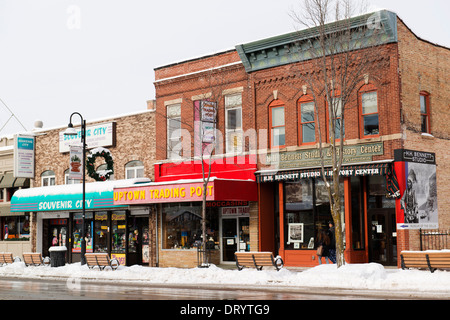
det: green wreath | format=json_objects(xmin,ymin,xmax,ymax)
[{"xmin": 86, "ymin": 148, "xmax": 114, "ymax": 181}]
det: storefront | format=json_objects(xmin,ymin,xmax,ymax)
[
  {"xmin": 113, "ymin": 178, "xmax": 258, "ymax": 268},
  {"xmin": 11, "ymin": 179, "xmax": 153, "ymax": 266},
  {"xmin": 256, "ymin": 156, "xmax": 400, "ymax": 267}
]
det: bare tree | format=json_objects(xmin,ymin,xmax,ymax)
[{"xmin": 290, "ymin": 0, "xmax": 387, "ymax": 267}]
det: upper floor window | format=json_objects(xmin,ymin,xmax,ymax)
[
  {"xmin": 125, "ymin": 160, "xmax": 144, "ymax": 179},
  {"xmin": 420, "ymin": 92, "xmax": 431, "ymax": 134},
  {"xmin": 64, "ymin": 169, "xmax": 82, "ymax": 185},
  {"xmin": 326, "ymin": 96, "xmax": 344, "ymax": 142},
  {"xmin": 298, "ymin": 96, "xmax": 315, "ymax": 145},
  {"xmin": 225, "ymin": 93, "xmax": 243, "ymax": 153},
  {"xmin": 41, "ymin": 170, "xmax": 55, "ymax": 186},
  {"xmin": 269, "ymin": 100, "xmax": 285, "ymax": 148},
  {"xmin": 167, "ymin": 104, "xmax": 182, "ymax": 160},
  {"xmin": 360, "ymin": 85, "xmax": 379, "ymax": 137}
]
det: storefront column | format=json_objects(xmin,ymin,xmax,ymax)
[
  {"xmin": 30, "ymin": 212, "xmax": 37, "ymax": 252},
  {"xmin": 278, "ymin": 182, "xmax": 285, "ymax": 259},
  {"xmin": 344, "ymin": 178, "xmax": 353, "ymax": 263}
]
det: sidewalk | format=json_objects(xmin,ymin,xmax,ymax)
[{"xmin": 0, "ymin": 261, "xmax": 449, "ymax": 299}]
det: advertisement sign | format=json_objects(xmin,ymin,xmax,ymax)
[
  {"xmin": 69, "ymin": 145, "xmax": 83, "ymax": 180},
  {"xmin": 394, "ymin": 149, "xmax": 438, "ymax": 230},
  {"xmin": 59, "ymin": 122, "xmax": 115, "ymax": 153},
  {"xmin": 13, "ymin": 134, "xmax": 35, "ymax": 179},
  {"xmin": 114, "ymin": 182, "xmax": 215, "ymax": 205},
  {"xmin": 200, "ymin": 100, "xmax": 217, "ymax": 123}
]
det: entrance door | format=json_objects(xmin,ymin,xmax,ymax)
[
  {"xmin": 221, "ymin": 216, "xmax": 250, "ymax": 263},
  {"xmin": 222, "ymin": 218, "xmax": 237, "ymax": 262},
  {"xmin": 368, "ymin": 209, "xmax": 397, "ymax": 266}
]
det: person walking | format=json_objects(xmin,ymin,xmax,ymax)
[
  {"xmin": 327, "ymin": 221, "xmax": 337, "ymax": 264},
  {"xmin": 316, "ymin": 229, "xmax": 330, "ymax": 264}
]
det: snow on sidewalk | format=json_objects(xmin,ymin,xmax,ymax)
[{"xmin": 1, "ymin": 261, "xmax": 450, "ymax": 294}]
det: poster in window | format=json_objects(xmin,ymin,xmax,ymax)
[{"xmin": 287, "ymin": 223, "xmax": 304, "ymax": 244}]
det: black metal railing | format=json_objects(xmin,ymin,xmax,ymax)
[{"xmin": 420, "ymin": 229, "xmax": 450, "ymax": 251}]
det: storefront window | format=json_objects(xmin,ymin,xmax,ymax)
[
  {"xmin": 285, "ymin": 180, "xmax": 314, "ymax": 250},
  {"xmin": 111, "ymin": 211, "xmax": 126, "ymax": 254},
  {"xmin": 72, "ymin": 212, "xmax": 93, "ymax": 253},
  {"xmin": 368, "ymin": 176, "xmax": 395, "ymax": 209},
  {"xmin": 351, "ymin": 177, "xmax": 365, "ymax": 250},
  {"xmin": 1, "ymin": 214, "xmax": 30, "ymax": 240},
  {"xmin": 94, "ymin": 212, "xmax": 108, "ymax": 253},
  {"xmin": 128, "ymin": 217, "xmax": 139, "ymax": 253},
  {"xmin": 162, "ymin": 203, "xmax": 218, "ymax": 250},
  {"xmin": 284, "ymin": 179, "xmax": 343, "ymax": 250}
]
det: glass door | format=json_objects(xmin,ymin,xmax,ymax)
[
  {"xmin": 368, "ymin": 209, "xmax": 397, "ymax": 266},
  {"xmin": 222, "ymin": 218, "xmax": 237, "ymax": 262}
]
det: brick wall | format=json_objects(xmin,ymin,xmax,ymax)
[
  {"xmin": 397, "ymin": 19, "xmax": 450, "ymax": 251},
  {"xmin": 34, "ymin": 110, "xmax": 156, "ymax": 185}
]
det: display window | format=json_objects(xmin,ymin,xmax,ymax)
[
  {"xmin": 111, "ymin": 211, "xmax": 126, "ymax": 254},
  {"xmin": 72, "ymin": 212, "xmax": 93, "ymax": 253},
  {"xmin": 94, "ymin": 212, "xmax": 108, "ymax": 253},
  {"xmin": 162, "ymin": 203, "xmax": 219, "ymax": 250},
  {"xmin": 284, "ymin": 179, "xmax": 343, "ymax": 250},
  {"xmin": 1, "ymin": 214, "xmax": 30, "ymax": 240}
]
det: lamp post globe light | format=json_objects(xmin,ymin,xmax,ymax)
[{"xmin": 64, "ymin": 112, "xmax": 87, "ymax": 265}]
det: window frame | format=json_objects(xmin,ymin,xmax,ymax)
[
  {"xmin": 420, "ymin": 91, "xmax": 431, "ymax": 134},
  {"xmin": 359, "ymin": 84, "xmax": 380, "ymax": 138},
  {"xmin": 298, "ymin": 95, "xmax": 316, "ymax": 146},
  {"xmin": 41, "ymin": 170, "xmax": 56, "ymax": 187},
  {"xmin": 325, "ymin": 95, "xmax": 344, "ymax": 143},
  {"xmin": 225, "ymin": 93, "xmax": 243, "ymax": 154},
  {"xmin": 166, "ymin": 103, "xmax": 182, "ymax": 160},
  {"xmin": 125, "ymin": 160, "xmax": 145, "ymax": 179},
  {"xmin": 269, "ymin": 100, "xmax": 286, "ymax": 148}
]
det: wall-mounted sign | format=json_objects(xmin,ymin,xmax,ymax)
[
  {"xmin": 265, "ymin": 142, "xmax": 384, "ymax": 169},
  {"xmin": 59, "ymin": 122, "xmax": 116, "ymax": 153},
  {"xmin": 394, "ymin": 149, "xmax": 438, "ymax": 230},
  {"xmin": 14, "ymin": 134, "xmax": 35, "ymax": 179}
]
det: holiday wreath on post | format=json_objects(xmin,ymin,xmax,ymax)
[{"xmin": 86, "ymin": 147, "xmax": 114, "ymax": 181}]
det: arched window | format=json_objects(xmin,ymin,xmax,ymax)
[
  {"xmin": 41, "ymin": 170, "xmax": 55, "ymax": 186},
  {"xmin": 269, "ymin": 100, "xmax": 285, "ymax": 148},
  {"xmin": 125, "ymin": 160, "xmax": 144, "ymax": 179},
  {"xmin": 298, "ymin": 95, "xmax": 316, "ymax": 145},
  {"xmin": 359, "ymin": 84, "xmax": 379, "ymax": 137},
  {"xmin": 64, "ymin": 169, "xmax": 82, "ymax": 185}
]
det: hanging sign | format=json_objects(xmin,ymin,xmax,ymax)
[
  {"xmin": 13, "ymin": 134, "xmax": 35, "ymax": 179},
  {"xmin": 69, "ymin": 145, "xmax": 83, "ymax": 180}
]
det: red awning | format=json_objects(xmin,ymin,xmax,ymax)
[{"xmin": 113, "ymin": 178, "xmax": 257, "ymax": 205}]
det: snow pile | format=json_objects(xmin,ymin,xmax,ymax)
[{"xmin": 1, "ymin": 261, "xmax": 450, "ymax": 295}]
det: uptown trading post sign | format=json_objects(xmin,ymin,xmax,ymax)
[{"xmin": 113, "ymin": 179, "xmax": 257, "ymax": 205}]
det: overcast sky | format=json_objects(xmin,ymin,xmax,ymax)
[{"xmin": 0, "ymin": 0, "xmax": 448, "ymax": 137}]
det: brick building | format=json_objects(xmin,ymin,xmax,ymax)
[
  {"xmin": 0, "ymin": 136, "xmax": 32, "ymax": 258},
  {"xmin": 144, "ymin": 10, "xmax": 449, "ymax": 268},
  {"xmin": 11, "ymin": 108, "xmax": 158, "ymax": 266}
]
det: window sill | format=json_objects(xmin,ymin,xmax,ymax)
[{"xmin": 421, "ymin": 132, "xmax": 434, "ymax": 139}]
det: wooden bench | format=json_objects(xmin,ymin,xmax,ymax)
[
  {"xmin": 0, "ymin": 252, "xmax": 20, "ymax": 266},
  {"xmin": 400, "ymin": 251, "xmax": 450, "ymax": 273},
  {"xmin": 85, "ymin": 253, "xmax": 119, "ymax": 271},
  {"xmin": 23, "ymin": 253, "xmax": 48, "ymax": 267},
  {"xmin": 235, "ymin": 252, "xmax": 284, "ymax": 271}
]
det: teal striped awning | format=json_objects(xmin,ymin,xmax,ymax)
[{"xmin": 10, "ymin": 179, "xmax": 150, "ymax": 212}]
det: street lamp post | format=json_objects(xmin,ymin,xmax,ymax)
[{"xmin": 64, "ymin": 112, "xmax": 87, "ymax": 265}]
